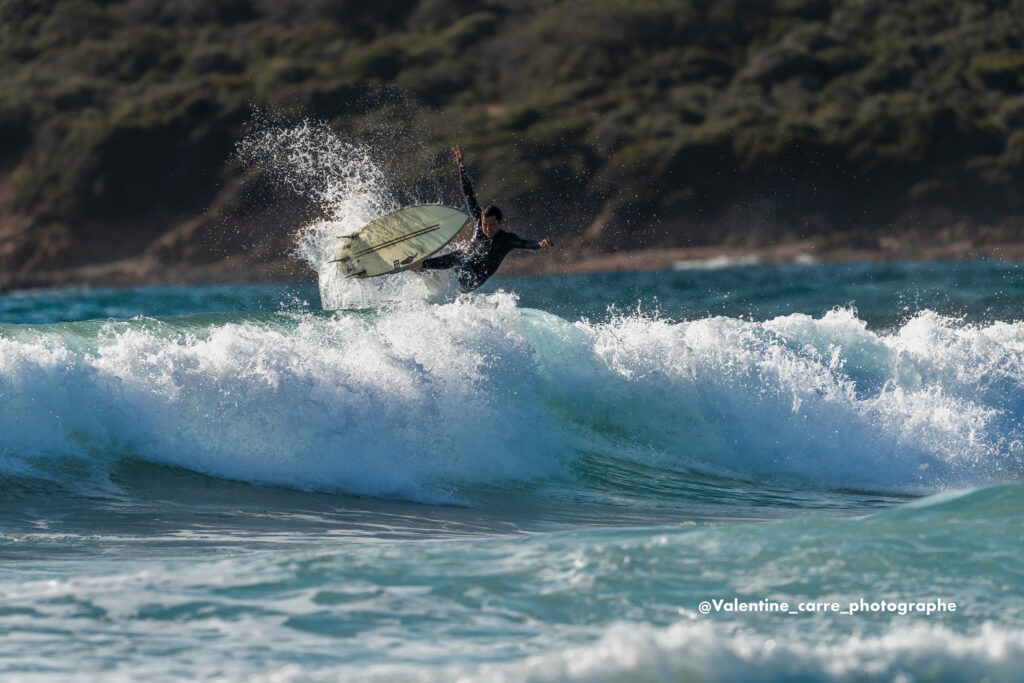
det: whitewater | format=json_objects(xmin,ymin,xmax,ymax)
[
  {"xmin": 4, "ymin": 293, "xmax": 1023, "ymax": 503},
  {"xmin": 3, "ymin": 125, "xmax": 1024, "ymax": 681}
]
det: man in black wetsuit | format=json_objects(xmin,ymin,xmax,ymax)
[{"xmin": 413, "ymin": 146, "xmax": 553, "ymax": 291}]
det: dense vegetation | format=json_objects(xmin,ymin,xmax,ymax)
[{"xmin": 2, "ymin": 0, "xmax": 1024, "ymax": 282}]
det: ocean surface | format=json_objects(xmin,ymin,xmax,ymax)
[{"xmin": 3, "ymin": 259, "xmax": 1024, "ymax": 682}]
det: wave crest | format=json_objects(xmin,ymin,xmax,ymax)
[{"xmin": 2, "ymin": 302, "xmax": 1022, "ymax": 500}]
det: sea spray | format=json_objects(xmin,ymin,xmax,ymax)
[{"xmin": 237, "ymin": 117, "xmax": 457, "ymax": 309}]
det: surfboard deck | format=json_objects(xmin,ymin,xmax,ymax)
[{"xmin": 331, "ymin": 205, "xmax": 471, "ymax": 279}]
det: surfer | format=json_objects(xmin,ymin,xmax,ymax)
[{"xmin": 412, "ymin": 146, "xmax": 553, "ymax": 291}]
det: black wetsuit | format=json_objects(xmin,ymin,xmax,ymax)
[{"xmin": 420, "ymin": 166, "xmax": 542, "ymax": 292}]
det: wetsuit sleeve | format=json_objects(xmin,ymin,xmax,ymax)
[
  {"xmin": 460, "ymin": 165, "xmax": 483, "ymax": 222},
  {"xmin": 506, "ymin": 234, "xmax": 543, "ymax": 251}
]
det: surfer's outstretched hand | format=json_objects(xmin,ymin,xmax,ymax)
[
  {"xmin": 453, "ymin": 146, "xmax": 464, "ymax": 167},
  {"xmin": 540, "ymin": 238, "xmax": 554, "ymax": 248}
]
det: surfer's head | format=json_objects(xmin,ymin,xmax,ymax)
[{"xmin": 482, "ymin": 205, "xmax": 503, "ymax": 238}]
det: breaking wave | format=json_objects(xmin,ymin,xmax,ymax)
[{"xmin": 2, "ymin": 298, "xmax": 1022, "ymax": 502}]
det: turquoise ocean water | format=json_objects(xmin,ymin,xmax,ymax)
[{"xmin": 2, "ymin": 260, "xmax": 1024, "ymax": 681}]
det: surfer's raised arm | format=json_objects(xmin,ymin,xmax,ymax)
[
  {"xmin": 453, "ymin": 146, "xmax": 482, "ymax": 222},
  {"xmin": 413, "ymin": 145, "xmax": 553, "ymax": 289}
]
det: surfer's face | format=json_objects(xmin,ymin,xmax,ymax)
[{"xmin": 481, "ymin": 215, "xmax": 502, "ymax": 238}]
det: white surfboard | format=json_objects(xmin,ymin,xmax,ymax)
[{"xmin": 332, "ymin": 205, "xmax": 472, "ymax": 279}]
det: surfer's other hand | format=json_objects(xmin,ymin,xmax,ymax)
[
  {"xmin": 540, "ymin": 238, "xmax": 554, "ymax": 248},
  {"xmin": 453, "ymin": 146, "xmax": 464, "ymax": 166}
]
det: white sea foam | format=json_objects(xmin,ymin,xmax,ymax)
[
  {"xmin": 330, "ymin": 621, "xmax": 1024, "ymax": 683},
  {"xmin": 1, "ymin": 295, "xmax": 568, "ymax": 501},
  {"xmin": 1, "ymin": 304, "xmax": 1022, "ymax": 499},
  {"xmin": 27, "ymin": 621, "xmax": 1018, "ymax": 682},
  {"xmin": 537, "ymin": 306, "xmax": 1023, "ymax": 491}
]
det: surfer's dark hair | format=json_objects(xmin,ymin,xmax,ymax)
[{"xmin": 484, "ymin": 205, "xmax": 503, "ymax": 222}]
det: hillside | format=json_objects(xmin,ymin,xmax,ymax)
[{"xmin": 2, "ymin": 0, "xmax": 1024, "ymax": 289}]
